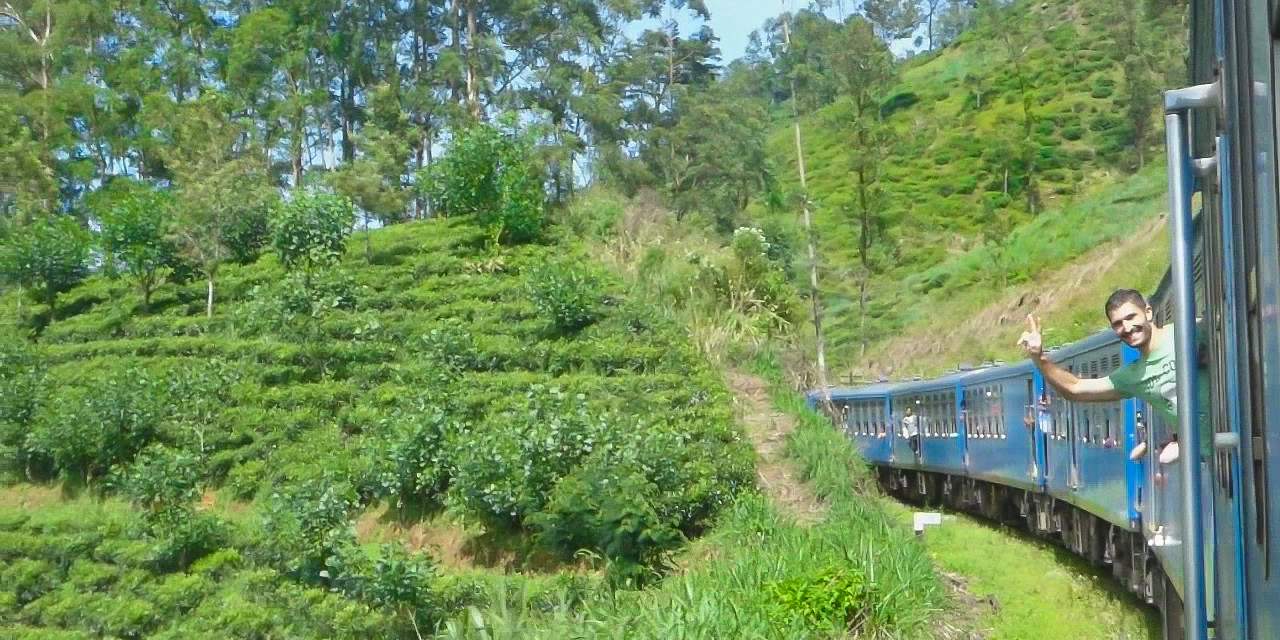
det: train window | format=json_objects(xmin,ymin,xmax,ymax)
[
  {"xmin": 924, "ymin": 395, "xmax": 933, "ymax": 437},
  {"xmin": 977, "ymin": 388, "xmax": 985, "ymax": 438},
  {"xmin": 927, "ymin": 394, "xmax": 935, "ymax": 437},
  {"xmin": 950, "ymin": 391, "xmax": 958, "ymax": 435},
  {"xmin": 979, "ymin": 388, "xmax": 987, "ymax": 438},
  {"xmin": 942, "ymin": 392, "xmax": 950, "ymax": 436}
]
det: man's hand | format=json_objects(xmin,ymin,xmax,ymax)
[{"xmin": 1017, "ymin": 314, "xmax": 1044, "ymax": 359}]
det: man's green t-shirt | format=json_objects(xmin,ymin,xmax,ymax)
[
  {"xmin": 1108, "ymin": 325, "xmax": 1180, "ymax": 426},
  {"xmin": 1107, "ymin": 323, "xmax": 1212, "ymax": 458}
]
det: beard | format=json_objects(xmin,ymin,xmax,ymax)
[{"xmin": 1120, "ymin": 323, "xmax": 1150, "ymax": 348}]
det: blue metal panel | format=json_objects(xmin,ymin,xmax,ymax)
[
  {"xmin": 1121, "ymin": 344, "xmax": 1144, "ymax": 529},
  {"xmin": 963, "ymin": 374, "xmax": 1039, "ymax": 490},
  {"xmin": 1054, "ymin": 343, "xmax": 1132, "ymax": 528},
  {"xmin": 1032, "ymin": 369, "xmax": 1048, "ymax": 492}
]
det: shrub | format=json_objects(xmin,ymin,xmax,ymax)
[
  {"xmin": 258, "ymin": 477, "xmax": 362, "ymax": 585},
  {"xmin": 879, "ymin": 91, "xmax": 919, "ymax": 118},
  {"xmin": 0, "ymin": 332, "xmax": 44, "ymax": 480},
  {"xmin": 26, "ymin": 367, "xmax": 166, "ymax": 485},
  {"xmin": 448, "ymin": 386, "xmax": 612, "ymax": 528},
  {"xmin": 94, "ymin": 183, "xmax": 178, "ymax": 310},
  {"xmin": 271, "ymin": 191, "xmax": 354, "ymax": 288},
  {"xmin": 532, "ymin": 459, "xmax": 682, "ymax": 586},
  {"xmin": 0, "ymin": 215, "xmax": 92, "ymax": 311},
  {"xmin": 1090, "ymin": 76, "xmax": 1116, "ymax": 99},
  {"xmin": 723, "ymin": 227, "xmax": 801, "ymax": 324},
  {"xmin": 376, "ymin": 404, "xmax": 458, "ymax": 507},
  {"xmin": 766, "ymin": 566, "xmax": 871, "ymax": 632},
  {"xmin": 424, "ymin": 123, "xmax": 545, "ymax": 244},
  {"xmin": 1061, "ymin": 124, "xmax": 1086, "ymax": 141},
  {"xmin": 527, "ymin": 262, "xmax": 605, "ymax": 333},
  {"xmin": 1088, "ymin": 112, "xmax": 1126, "ymax": 132},
  {"xmin": 223, "ymin": 206, "xmax": 272, "ymax": 264},
  {"xmin": 419, "ymin": 321, "xmax": 486, "ymax": 374},
  {"xmin": 237, "ymin": 271, "xmax": 360, "ymax": 337}
]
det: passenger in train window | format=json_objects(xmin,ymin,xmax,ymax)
[
  {"xmin": 901, "ymin": 407, "xmax": 920, "ymax": 457},
  {"xmin": 1017, "ymin": 289, "xmax": 1207, "ymax": 462}
]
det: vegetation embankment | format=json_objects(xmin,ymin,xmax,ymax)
[
  {"xmin": 434, "ymin": 363, "xmax": 944, "ymax": 639},
  {"xmin": 0, "ymin": 206, "xmax": 757, "ymax": 637},
  {"xmin": 750, "ymin": 0, "xmax": 1182, "ymax": 375}
]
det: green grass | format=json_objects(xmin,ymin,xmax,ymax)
[{"xmin": 909, "ymin": 511, "xmax": 1159, "ymax": 639}]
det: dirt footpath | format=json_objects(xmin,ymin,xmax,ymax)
[{"xmin": 726, "ymin": 371, "xmax": 826, "ymax": 525}]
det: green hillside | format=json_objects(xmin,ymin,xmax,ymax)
[
  {"xmin": 758, "ymin": 0, "xmax": 1182, "ymax": 374},
  {"xmin": 0, "ymin": 220, "xmax": 755, "ymax": 637}
]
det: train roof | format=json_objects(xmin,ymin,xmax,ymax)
[{"xmin": 807, "ymin": 330, "xmax": 1123, "ymax": 402}]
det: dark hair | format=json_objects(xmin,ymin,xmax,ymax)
[{"xmin": 1104, "ymin": 288, "xmax": 1148, "ymax": 318}]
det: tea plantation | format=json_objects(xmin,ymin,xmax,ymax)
[{"xmin": 0, "ymin": 218, "xmax": 755, "ymax": 638}]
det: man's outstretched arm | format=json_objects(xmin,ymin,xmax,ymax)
[{"xmin": 1018, "ymin": 315, "xmax": 1124, "ymax": 402}]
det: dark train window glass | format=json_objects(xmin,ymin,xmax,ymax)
[{"xmin": 951, "ymin": 391, "xmax": 958, "ymax": 435}]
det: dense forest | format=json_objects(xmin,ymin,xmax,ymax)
[{"xmin": 0, "ymin": 0, "xmax": 1180, "ymax": 638}]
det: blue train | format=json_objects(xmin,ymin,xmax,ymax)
[{"xmin": 809, "ymin": 1, "xmax": 1280, "ymax": 638}]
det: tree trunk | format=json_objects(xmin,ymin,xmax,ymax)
[
  {"xmin": 206, "ymin": 275, "xmax": 215, "ymax": 318},
  {"xmin": 782, "ymin": 16, "xmax": 832, "ymax": 406},
  {"xmin": 414, "ymin": 143, "xmax": 425, "ymax": 219},
  {"xmin": 424, "ymin": 140, "xmax": 435, "ymax": 218},
  {"xmin": 466, "ymin": 0, "xmax": 480, "ymax": 119},
  {"xmin": 451, "ymin": 0, "xmax": 463, "ymax": 104},
  {"xmin": 859, "ymin": 273, "xmax": 868, "ymax": 357},
  {"xmin": 342, "ymin": 72, "xmax": 355, "ymax": 162}
]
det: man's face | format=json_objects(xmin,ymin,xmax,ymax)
[{"xmin": 1107, "ymin": 301, "xmax": 1154, "ymax": 349}]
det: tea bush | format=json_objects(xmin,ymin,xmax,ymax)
[
  {"xmin": 527, "ymin": 262, "xmax": 606, "ymax": 333},
  {"xmin": 424, "ymin": 123, "xmax": 546, "ymax": 245},
  {"xmin": 0, "ymin": 214, "xmax": 753, "ymax": 637}
]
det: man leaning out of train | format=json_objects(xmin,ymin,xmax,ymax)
[{"xmin": 1017, "ymin": 288, "xmax": 1210, "ymax": 463}]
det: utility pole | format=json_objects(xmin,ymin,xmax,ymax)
[{"xmin": 781, "ymin": 7, "xmax": 832, "ymax": 408}]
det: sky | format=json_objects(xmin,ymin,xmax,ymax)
[
  {"xmin": 626, "ymin": 1, "xmax": 788, "ymax": 65},
  {"xmin": 627, "ymin": 1, "xmax": 912, "ymax": 67}
]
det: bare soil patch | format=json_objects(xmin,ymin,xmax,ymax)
[
  {"xmin": 934, "ymin": 570, "xmax": 996, "ymax": 640},
  {"xmin": 355, "ymin": 506, "xmax": 588, "ymax": 573},
  {"xmin": 0, "ymin": 484, "xmax": 61, "ymax": 510},
  {"xmin": 726, "ymin": 370, "xmax": 826, "ymax": 525},
  {"xmin": 854, "ymin": 215, "xmax": 1168, "ymax": 379}
]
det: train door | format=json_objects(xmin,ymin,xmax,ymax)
[
  {"xmin": 1024, "ymin": 378, "xmax": 1040, "ymax": 483},
  {"xmin": 957, "ymin": 386, "xmax": 969, "ymax": 470},
  {"xmin": 1032, "ymin": 372, "xmax": 1050, "ymax": 490},
  {"xmin": 1067, "ymin": 361, "xmax": 1082, "ymax": 489},
  {"xmin": 1216, "ymin": 0, "xmax": 1280, "ymax": 636},
  {"xmin": 1165, "ymin": 0, "xmax": 1272, "ymax": 634}
]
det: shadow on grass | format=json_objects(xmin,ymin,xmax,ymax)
[{"xmin": 929, "ymin": 507, "xmax": 1163, "ymax": 639}]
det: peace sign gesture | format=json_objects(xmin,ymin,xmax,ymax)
[{"xmin": 1017, "ymin": 315, "xmax": 1044, "ymax": 358}]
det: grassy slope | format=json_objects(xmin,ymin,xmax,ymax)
[
  {"xmin": 756, "ymin": 0, "xmax": 1181, "ymax": 374},
  {"xmin": 0, "ymin": 219, "xmax": 753, "ymax": 638}
]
